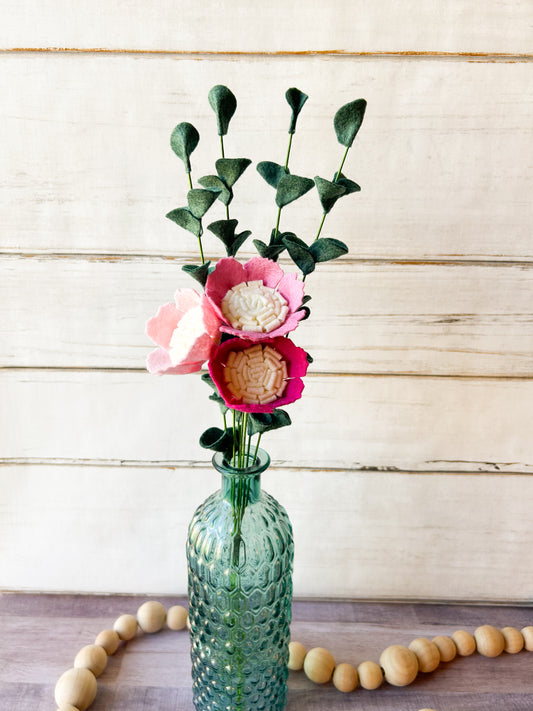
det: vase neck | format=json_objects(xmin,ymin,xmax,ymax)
[{"xmin": 212, "ymin": 448, "xmax": 271, "ymax": 506}]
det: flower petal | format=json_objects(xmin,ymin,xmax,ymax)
[
  {"xmin": 147, "ymin": 347, "xmax": 204, "ymax": 375},
  {"xmin": 146, "ymin": 302, "xmax": 181, "ymax": 349}
]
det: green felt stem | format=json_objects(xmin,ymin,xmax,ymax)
[{"xmin": 284, "ymin": 133, "xmax": 293, "ymax": 171}]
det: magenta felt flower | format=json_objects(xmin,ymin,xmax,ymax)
[
  {"xmin": 208, "ymin": 336, "xmax": 309, "ymax": 413},
  {"xmin": 205, "ymin": 257, "xmax": 305, "ymax": 340},
  {"xmin": 146, "ymin": 288, "xmax": 222, "ymax": 374}
]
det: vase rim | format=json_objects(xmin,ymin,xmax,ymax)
[{"xmin": 212, "ymin": 448, "xmax": 271, "ymax": 476}]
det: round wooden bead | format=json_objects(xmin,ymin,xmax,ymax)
[
  {"xmin": 408, "ymin": 638, "xmax": 441, "ymax": 673},
  {"xmin": 474, "ymin": 625, "xmax": 505, "ymax": 657},
  {"xmin": 287, "ymin": 641, "xmax": 307, "ymax": 671},
  {"xmin": 379, "ymin": 644, "xmax": 418, "ymax": 687},
  {"xmin": 54, "ymin": 668, "xmax": 97, "ymax": 711},
  {"xmin": 520, "ymin": 626, "xmax": 533, "ymax": 651},
  {"xmin": 332, "ymin": 662, "xmax": 358, "ymax": 692},
  {"xmin": 137, "ymin": 600, "xmax": 166, "ymax": 633},
  {"xmin": 432, "ymin": 635, "xmax": 457, "ymax": 663},
  {"xmin": 418, "ymin": 708, "xmax": 439, "ymax": 711},
  {"xmin": 451, "ymin": 629, "xmax": 476, "ymax": 656},
  {"xmin": 303, "ymin": 647, "xmax": 336, "ymax": 684},
  {"xmin": 501, "ymin": 626, "xmax": 524, "ymax": 654},
  {"xmin": 94, "ymin": 629, "xmax": 120, "ymax": 655},
  {"xmin": 55, "ymin": 706, "xmax": 81, "ymax": 711},
  {"xmin": 167, "ymin": 605, "xmax": 188, "ymax": 631},
  {"xmin": 113, "ymin": 614, "xmax": 138, "ymax": 641},
  {"xmin": 74, "ymin": 644, "xmax": 108, "ymax": 677},
  {"xmin": 357, "ymin": 660, "xmax": 383, "ymax": 690}
]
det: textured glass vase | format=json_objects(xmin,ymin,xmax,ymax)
[{"xmin": 186, "ymin": 448, "xmax": 294, "ymax": 711}]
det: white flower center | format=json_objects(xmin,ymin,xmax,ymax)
[
  {"xmin": 223, "ymin": 344, "xmax": 288, "ymax": 405},
  {"xmin": 221, "ymin": 280, "xmax": 289, "ymax": 333},
  {"xmin": 169, "ymin": 305, "xmax": 205, "ymax": 365}
]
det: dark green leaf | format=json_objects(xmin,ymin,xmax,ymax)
[
  {"xmin": 170, "ymin": 122, "xmax": 200, "ymax": 173},
  {"xmin": 306, "ymin": 351, "xmax": 314, "ymax": 364},
  {"xmin": 166, "ymin": 207, "xmax": 202, "ymax": 237},
  {"xmin": 199, "ymin": 427, "xmax": 234, "ymax": 454},
  {"xmin": 297, "ymin": 306, "xmax": 311, "ymax": 321},
  {"xmin": 208, "ymin": 219, "xmax": 251, "ymax": 257},
  {"xmin": 334, "ymin": 172, "xmax": 361, "ymax": 195},
  {"xmin": 182, "ymin": 261, "xmax": 212, "ymax": 287},
  {"xmin": 282, "ymin": 234, "xmax": 315, "ymax": 275},
  {"xmin": 187, "ymin": 188, "xmax": 220, "ymax": 219},
  {"xmin": 314, "ymin": 176, "xmax": 347, "ymax": 214},
  {"xmin": 208, "ymin": 85, "xmax": 237, "ymax": 136},
  {"xmin": 215, "ymin": 158, "xmax": 252, "ymax": 187},
  {"xmin": 309, "ymin": 237, "xmax": 349, "ymax": 263},
  {"xmin": 334, "ymin": 98, "xmax": 367, "ymax": 148},
  {"xmin": 198, "ymin": 174, "xmax": 232, "ymax": 206},
  {"xmin": 301, "ymin": 295, "xmax": 312, "ymax": 305},
  {"xmin": 201, "ymin": 372, "xmax": 217, "ymax": 390},
  {"xmin": 285, "ymin": 87, "xmax": 309, "ymax": 134},
  {"xmin": 257, "ymin": 161, "xmax": 288, "ymax": 189},
  {"xmin": 252, "ymin": 239, "xmax": 286, "ymax": 261},
  {"xmin": 275, "ymin": 174, "xmax": 314, "ymax": 208},
  {"xmin": 208, "ymin": 392, "xmax": 229, "ymax": 415},
  {"xmin": 247, "ymin": 409, "xmax": 292, "ymax": 436}
]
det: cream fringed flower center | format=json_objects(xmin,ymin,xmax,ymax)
[
  {"xmin": 169, "ymin": 305, "xmax": 205, "ymax": 365},
  {"xmin": 223, "ymin": 344, "xmax": 288, "ymax": 405},
  {"xmin": 222, "ymin": 280, "xmax": 289, "ymax": 333}
]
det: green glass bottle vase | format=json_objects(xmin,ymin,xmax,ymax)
[{"xmin": 186, "ymin": 448, "xmax": 294, "ymax": 711}]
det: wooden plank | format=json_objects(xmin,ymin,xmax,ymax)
[
  {"xmin": 2, "ymin": 370, "xmax": 533, "ymax": 473},
  {"xmin": 1, "ymin": 54, "xmax": 531, "ymax": 260},
  {"xmin": 1, "ymin": 1, "xmax": 531, "ymax": 53},
  {"xmin": 2, "ymin": 256, "xmax": 533, "ymax": 376},
  {"xmin": 1, "ymin": 465, "xmax": 533, "ymax": 600}
]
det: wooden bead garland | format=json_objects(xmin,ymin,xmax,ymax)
[{"xmin": 51, "ymin": 600, "xmax": 532, "ymax": 711}]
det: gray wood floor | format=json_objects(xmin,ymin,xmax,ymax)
[{"xmin": 1, "ymin": 594, "xmax": 532, "ymax": 710}]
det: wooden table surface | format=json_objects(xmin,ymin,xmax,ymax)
[{"xmin": 1, "ymin": 593, "xmax": 532, "ymax": 711}]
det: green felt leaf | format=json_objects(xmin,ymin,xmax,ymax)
[
  {"xmin": 334, "ymin": 99, "xmax": 367, "ymax": 148},
  {"xmin": 306, "ymin": 351, "xmax": 314, "ymax": 364},
  {"xmin": 199, "ymin": 427, "xmax": 234, "ymax": 454},
  {"xmin": 309, "ymin": 237, "xmax": 349, "ymax": 263},
  {"xmin": 334, "ymin": 172, "xmax": 361, "ymax": 195},
  {"xmin": 170, "ymin": 122, "xmax": 200, "ymax": 173},
  {"xmin": 297, "ymin": 306, "xmax": 311, "ymax": 321},
  {"xmin": 208, "ymin": 219, "xmax": 251, "ymax": 257},
  {"xmin": 208, "ymin": 85, "xmax": 237, "ymax": 136},
  {"xmin": 257, "ymin": 161, "xmax": 288, "ymax": 189},
  {"xmin": 301, "ymin": 295, "xmax": 312, "ymax": 305},
  {"xmin": 201, "ymin": 372, "xmax": 217, "ymax": 390},
  {"xmin": 275, "ymin": 174, "xmax": 314, "ymax": 208},
  {"xmin": 182, "ymin": 261, "xmax": 212, "ymax": 287},
  {"xmin": 198, "ymin": 174, "xmax": 232, "ymax": 206},
  {"xmin": 252, "ymin": 239, "xmax": 286, "ymax": 261},
  {"xmin": 208, "ymin": 392, "xmax": 229, "ymax": 415},
  {"xmin": 314, "ymin": 176, "xmax": 347, "ymax": 214},
  {"xmin": 166, "ymin": 207, "xmax": 202, "ymax": 237},
  {"xmin": 187, "ymin": 188, "xmax": 220, "ymax": 219},
  {"xmin": 215, "ymin": 158, "xmax": 252, "ymax": 187},
  {"xmin": 282, "ymin": 234, "xmax": 315, "ymax": 275},
  {"xmin": 247, "ymin": 409, "xmax": 292, "ymax": 436},
  {"xmin": 285, "ymin": 87, "xmax": 309, "ymax": 134}
]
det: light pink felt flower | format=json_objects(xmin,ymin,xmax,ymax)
[
  {"xmin": 146, "ymin": 288, "xmax": 222, "ymax": 375},
  {"xmin": 208, "ymin": 336, "xmax": 309, "ymax": 413},
  {"xmin": 205, "ymin": 257, "xmax": 305, "ymax": 340}
]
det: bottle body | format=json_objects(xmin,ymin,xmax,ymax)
[{"xmin": 186, "ymin": 450, "xmax": 293, "ymax": 711}]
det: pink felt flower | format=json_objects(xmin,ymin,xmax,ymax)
[
  {"xmin": 205, "ymin": 256, "xmax": 305, "ymax": 340},
  {"xmin": 146, "ymin": 288, "xmax": 222, "ymax": 375},
  {"xmin": 208, "ymin": 336, "xmax": 309, "ymax": 413}
]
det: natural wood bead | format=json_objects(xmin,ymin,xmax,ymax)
[
  {"xmin": 287, "ymin": 641, "xmax": 307, "ymax": 671},
  {"xmin": 474, "ymin": 624, "xmax": 505, "ymax": 657},
  {"xmin": 113, "ymin": 613, "xmax": 138, "ymax": 641},
  {"xmin": 521, "ymin": 626, "xmax": 533, "ymax": 651},
  {"xmin": 137, "ymin": 600, "xmax": 166, "ymax": 633},
  {"xmin": 418, "ymin": 708, "xmax": 439, "ymax": 711},
  {"xmin": 432, "ymin": 635, "xmax": 457, "ymax": 663},
  {"xmin": 167, "ymin": 605, "xmax": 188, "ymax": 631},
  {"xmin": 54, "ymin": 668, "xmax": 97, "ymax": 711},
  {"xmin": 408, "ymin": 638, "xmax": 441, "ymax": 673},
  {"xmin": 94, "ymin": 629, "xmax": 120, "ymax": 655},
  {"xmin": 74, "ymin": 644, "xmax": 108, "ymax": 677},
  {"xmin": 332, "ymin": 662, "xmax": 358, "ymax": 692},
  {"xmin": 501, "ymin": 626, "xmax": 524, "ymax": 654},
  {"xmin": 379, "ymin": 644, "xmax": 418, "ymax": 687},
  {"xmin": 451, "ymin": 629, "xmax": 476, "ymax": 656},
  {"xmin": 55, "ymin": 706, "xmax": 81, "ymax": 711},
  {"xmin": 303, "ymin": 647, "xmax": 336, "ymax": 684},
  {"xmin": 357, "ymin": 660, "xmax": 383, "ymax": 690}
]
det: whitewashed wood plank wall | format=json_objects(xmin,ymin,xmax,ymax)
[{"xmin": 1, "ymin": 1, "xmax": 532, "ymax": 602}]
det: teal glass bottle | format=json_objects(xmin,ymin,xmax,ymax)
[{"xmin": 186, "ymin": 448, "xmax": 294, "ymax": 711}]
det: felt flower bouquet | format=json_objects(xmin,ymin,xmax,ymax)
[{"xmin": 146, "ymin": 86, "xmax": 366, "ymax": 467}]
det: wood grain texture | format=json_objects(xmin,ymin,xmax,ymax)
[
  {"xmin": 1, "ymin": 594, "xmax": 532, "ymax": 710},
  {"xmin": 0, "ymin": 54, "xmax": 531, "ymax": 260},
  {"xmin": 1, "ymin": 464, "xmax": 533, "ymax": 599}
]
